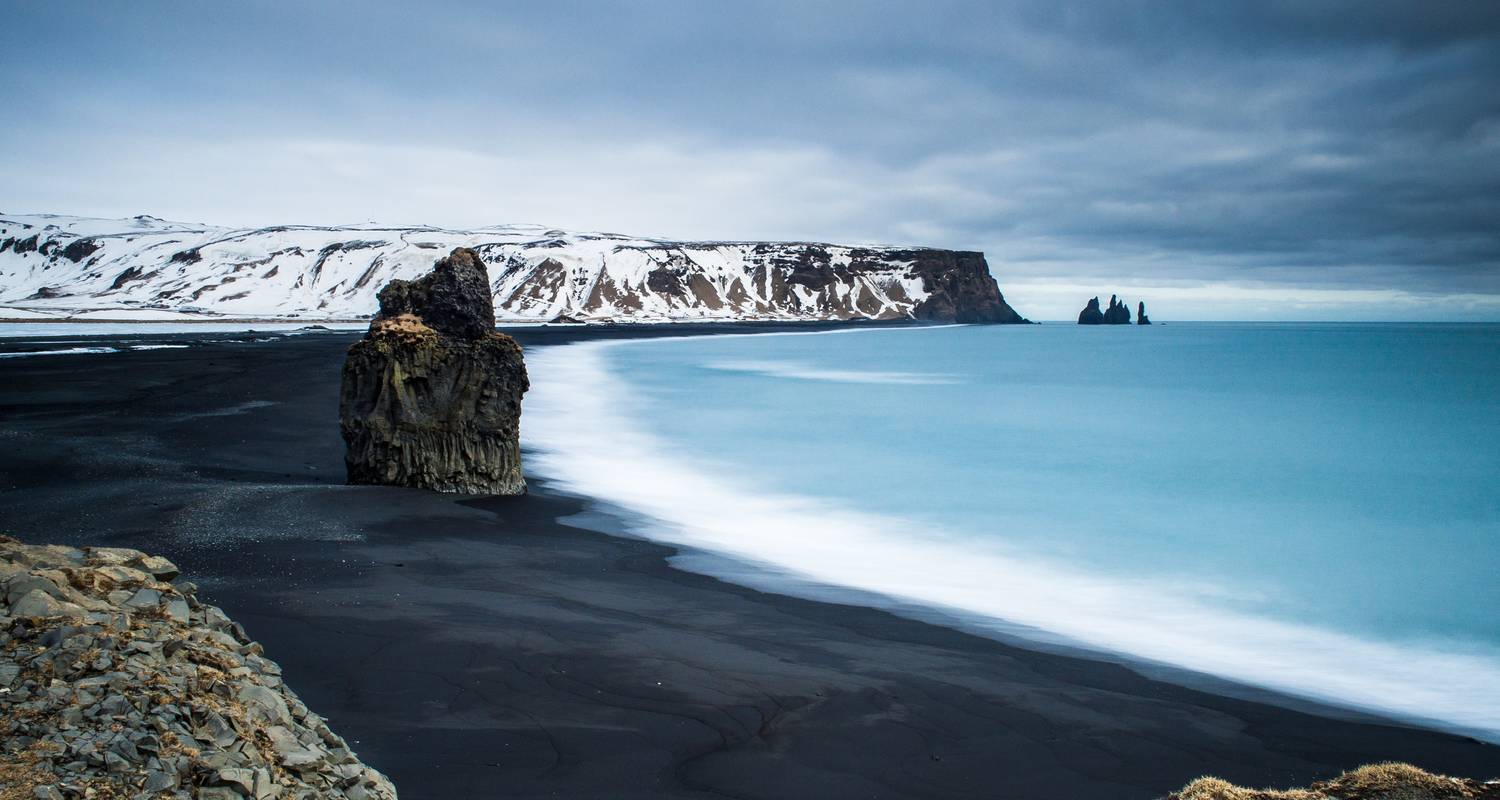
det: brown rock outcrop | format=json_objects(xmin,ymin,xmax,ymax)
[{"xmin": 340, "ymin": 248, "xmax": 528, "ymax": 495}]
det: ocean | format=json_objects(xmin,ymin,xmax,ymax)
[{"xmin": 523, "ymin": 322, "xmax": 1500, "ymax": 741}]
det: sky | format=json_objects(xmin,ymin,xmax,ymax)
[{"xmin": 2, "ymin": 1, "xmax": 1498, "ymax": 320}]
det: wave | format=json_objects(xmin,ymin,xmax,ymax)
[
  {"xmin": 523, "ymin": 337, "xmax": 1500, "ymax": 743},
  {"xmin": 704, "ymin": 358, "xmax": 960, "ymax": 385},
  {"xmin": 0, "ymin": 346, "xmax": 120, "ymax": 358}
]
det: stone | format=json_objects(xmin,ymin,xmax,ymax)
[
  {"xmin": 216, "ymin": 768, "xmax": 257, "ymax": 795},
  {"xmin": 164, "ymin": 597, "xmax": 191, "ymax": 623},
  {"xmin": 1103, "ymin": 294, "xmax": 1132, "ymax": 324},
  {"xmin": 123, "ymin": 588, "xmax": 161, "ymax": 610},
  {"xmin": 5, "ymin": 573, "xmax": 67, "ymax": 603},
  {"xmin": 0, "ymin": 537, "xmax": 398, "ymax": 800},
  {"xmin": 1138, "ymin": 300, "xmax": 1152, "ymax": 325},
  {"xmin": 1077, "ymin": 296, "xmax": 1106, "ymax": 324},
  {"xmin": 373, "ymin": 247, "xmax": 497, "ymax": 340},
  {"xmin": 341, "ymin": 247, "xmax": 530, "ymax": 495},
  {"xmin": 237, "ymin": 684, "xmax": 292, "ymax": 726},
  {"xmin": 1077, "ymin": 294, "xmax": 1137, "ymax": 325},
  {"xmin": 130, "ymin": 554, "xmax": 180, "ymax": 581},
  {"xmin": 144, "ymin": 769, "xmax": 177, "ymax": 791},
  {"xmin": 11, "ymin": 588, "xmax": 75, "ymax": 618}
]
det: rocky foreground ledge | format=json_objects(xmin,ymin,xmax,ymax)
[
  {"xmin": 1168, "ymin": 762, "xmax": 1498, "ymax": 799},
  {"xmin": 0, "ymin": 536, "xmax": 397, "ymax": 800}
]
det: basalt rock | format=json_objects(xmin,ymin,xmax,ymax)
[
  {"xmin": 1103, "ymin": 294, "xmax": 1132, "ymax": 324},
  {"xmin": 1078, "ymin": 295, "xmax": 1137, "ymax": 325},
  {"xmin": 1078, "ymin": 297, "xmax": 1106, "ymax": 325},
  {"xmin": 340, "ymin": 248, "xmax": 528, "ymax": 495},
  {"xmin": 1138, "ymin": 301, "xmax": 1151, "ymax": 325}
]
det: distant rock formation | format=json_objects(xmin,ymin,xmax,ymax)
[
  {"xmin": 1078, "ymin": 297, "xmax": 1106, "ymax": 324},
  {"xmin": 1137, "ymin": 301, "xmax": 1151, "ymax": 325},
  {"xmin": 1078, "ymin": 295, "xmax": 1138, "ymax": 325},
  {"xmin": 340, "ymin": 247, "xmax": 529, "ymax": 494},
  {"xmin": 1103, "ymin": 295, "xmax": 1132, "ymax": 324},
  {"xmin": 0, "ymin": 535, "xmax": 397, "ymax": 799}
]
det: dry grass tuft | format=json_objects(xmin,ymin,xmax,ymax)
[
  {"xmin": 1168, "ymin": 763, "xmax": 1496, "ymax": 800},
  {"xmin": 370, "ymin": 312, "xmax": 435, "ymax": 339},
  {"xmin": 1175, "ymin": 776, "xmax": 1321, "ymax": 800}
]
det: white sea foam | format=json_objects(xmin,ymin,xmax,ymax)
[
  {"xmin": 0, "ymin": 322, "xmax": 365, "ymax": 338},
  {"xmin": 704, "ymin": 359, "xmax": 959, "ymax": 385},
  {"xmin": 524, "ymin": 337, "xmax": 1500, "ymax": 742},
  {"xmin": 0, "ymin": 346, "xmax": 119, "ymax": 358}
]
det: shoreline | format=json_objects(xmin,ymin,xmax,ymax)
[
  {"xmin": 0, "ymin": 325, "xmax": 1495, "ymax": 798},
  {"xmin": 520, "ymin": 328, "xmax": 1500, "ymax": 745}
]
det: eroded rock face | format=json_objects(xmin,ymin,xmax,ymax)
[
  {"xmin": 0, "ymin": 535, "xmax": 398, "ymax": 799},
  {"xmin": 1138, "ymin": 301, "xmax": 1151, "ymax": 325},
  {"xmin": 340, "ymin": 248, "xmax": 528, "ymax": 495},
  {"xmin": 904, "ymin": 250, "xmax": 1028, "ymax": 324}
]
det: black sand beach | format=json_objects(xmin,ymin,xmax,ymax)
[{"xmin": 1, "ymin": 326, "xmax": 1495, "ymax": 799}]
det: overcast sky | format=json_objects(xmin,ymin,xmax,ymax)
[{"xmin": 3, "ymin": 1, "xmax": 1498, "ymax": 320}]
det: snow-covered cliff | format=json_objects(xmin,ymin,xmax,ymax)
[{"xmin": 0, "ymin": 214, "xmax": 1026, "ymax": 324}]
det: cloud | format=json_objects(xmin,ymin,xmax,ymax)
[{"xmin": 1, "ymin": 1, "xmax": 1497, "ymax": 319}]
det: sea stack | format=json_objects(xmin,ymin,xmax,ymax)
[
  {"xmin": 1103, "ymin": 294, "xmax": 1132, "ymax": 324},
  {"xmin": 1078, "ymin": 297, "xmax": 1106, "ymax": 324},
  {"xmin": 340, "ymin": 247, "xmax": 529, "ymax": 494},
  {"xmin": 1078, "ymin": 295, "xmax": 1136, "ymax": 325},
  {"xmin": 1138, "ymin": 301, "xmax": 1151, "ymax": 325}
]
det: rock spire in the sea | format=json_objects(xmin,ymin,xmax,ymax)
[
  {"xmin": 1137, "ymin": 301, "xmax": 1151, "ymax": 325},
  {"xmin": 1078, "ymin": 297, "xmax": 1105, "ymax": 324},
  {"xmin": 1103, "ymin": 294, "xmax": 1132, "ymax": 324},
  {"xmin": 1078, "ymin": 295, "xmax": 1138, "ymax": 325},
  {"xmin": 340, "ymin": 247, "xmax": 529, "ymax": 494}
]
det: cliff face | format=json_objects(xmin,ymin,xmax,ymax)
[
  {"xmin": 340, "ymin": 248, "xmax": 528, "ymax": 495},
  {"xmin": 0, "ymin": 214, "xmax": 1028, "ymax": 324},
  {"xmin": 901, "ymin": 249, "xmax": 1027, "ymax": 323},
  {"xmin": 0, "ymin": 535, "xmax": 398, "ymax": 799}
]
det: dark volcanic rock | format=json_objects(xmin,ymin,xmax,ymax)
[
  {"xmin": 1103, "ymin": 294, "xmax": 1132, "ymax": 324},
  {"xmin": 1078, "ymin": 297, "xmax": 1106, "ymax": 324},
  {"xmin": 1079, "ymin": 295, "xmax": 1138, "ymax": 325},
  {"xmin": 899, "ymin": 250, "xmax": 1027, "ymax": 324},
  {"xmin": 1138, "ymin": 301, "xmax": 1151, "ymax": 325},
  {"xmin": 340, "ymin": 248, "xmax": 528, "ymax": 494},
  {"xmin": 374, "ymin": 248, "xmax": 497, "ymax": 340},
  {"xmin": 61, "ymin": 237, "xmax": 101, "ymax": 262}
]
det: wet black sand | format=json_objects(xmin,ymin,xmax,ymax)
[{"xmin": 0, "ymin": 324, "xmax": 1495, "ymax": 799}]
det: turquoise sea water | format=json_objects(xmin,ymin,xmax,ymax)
[{"xmin": 524, "ymin": 323, "xmax": 1500, "ymax": 739}]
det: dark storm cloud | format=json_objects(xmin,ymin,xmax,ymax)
[{"xmin": 2, "ymin": 1, "xmax": 1497, "ymax": 315}]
